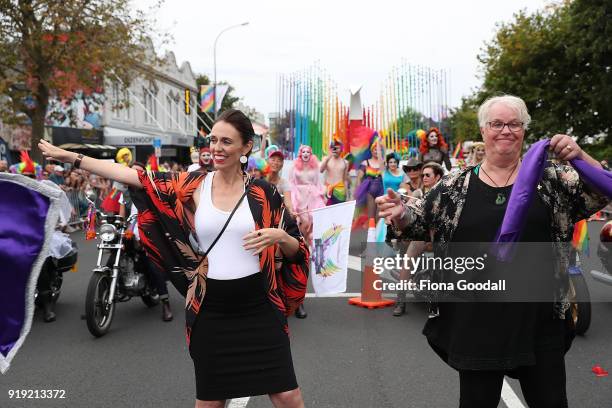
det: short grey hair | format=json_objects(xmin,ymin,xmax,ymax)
[{"xmin": 477, "ymin": 95, "xmax": 531, "ymax": 129}]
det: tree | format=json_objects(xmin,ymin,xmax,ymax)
[
  {"xmin": 0, "ymin": 0, "xmax": 167, "ymax": 160},
  {"xmin": 448, "ymin": 96, "xmax": 481, "ymax": 143},
  {"xmin": 475, "ymin": 0, "xmax": 611, "ymax": 147},
  {"xmin": 194, "ymin": 73, "xmax": 239, "ymax": 135}
]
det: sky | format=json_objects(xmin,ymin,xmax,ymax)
[{"xmin": 132, "ymin": 0, "xmax": 551, "ymax": 123}]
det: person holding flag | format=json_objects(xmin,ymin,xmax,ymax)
[{"xmin": 377, "ymin": 95, "xmax": 611, "ymax": 407}]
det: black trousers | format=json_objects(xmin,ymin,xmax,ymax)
[{"xmin": 458, "ymin": 349, "xmax": 568, "ymax": 408}]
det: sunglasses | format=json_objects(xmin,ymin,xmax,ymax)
[
  {"xmin": 406, "ymin": 166, "xmax": 421, "ymax": 171},
  {"xmin": 422, "ymin": 173, "xmax": 434, "ymax": 178}
]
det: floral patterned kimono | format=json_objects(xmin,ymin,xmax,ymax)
[{"xmin": 132, "ymin": 170, "xmax": 310, "ymax": 345}]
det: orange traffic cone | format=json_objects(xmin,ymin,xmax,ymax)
[{"xmin": 349, "ymin": 218, "xmax": 395, "ymax": 309}]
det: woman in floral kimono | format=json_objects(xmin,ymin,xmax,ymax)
[
  {"xmin": 377, "ymin": 95, "xmax": 610, "ymax": 407},
  {"xmin": 39, "ymin": 109, "xmax": 309, "ymax": 408}
]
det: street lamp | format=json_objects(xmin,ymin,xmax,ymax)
[{"xmin": 213, "ymin": 22, "xmax": 249, "ymax": 119}]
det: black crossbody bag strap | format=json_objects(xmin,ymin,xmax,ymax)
[{"xmin": 201, "ymin": 189, "xmax": 248, "ymax": 257}]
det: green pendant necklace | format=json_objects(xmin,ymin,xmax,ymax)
[{"xmin": 479, "ymin": 162, "xmax": 519, "ymax": 206}]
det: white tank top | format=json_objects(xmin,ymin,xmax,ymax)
[{"xmin": 194, "ymin": 172, "xmax": 260, "ymax": 280}]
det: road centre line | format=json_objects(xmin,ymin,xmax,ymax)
[
  {"xmin": 227, "ymin": 397, "xmax": 250, "ymax": 408},
  {"xmin": 502, "ymin": 379, "xmax": 526, "ymax": 408}
]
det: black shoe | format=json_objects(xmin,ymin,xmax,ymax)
[
  {"xmin": 295, "ymin": 304, "xmax": 307, "ymax": 319},
  {"xmin": 42, "ymin": 297, "xmax": 56, "ymax": 322},
  {"xmin": 161, "ymin": 300, "xmax": 173, "ymax": 322}
]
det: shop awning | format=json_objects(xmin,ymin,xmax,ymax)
[
  {"xmin": 58, "ymin": 143, "xmax": 117, "ymax": 150},
  {"xmin": 104, "ymin": 126, "xmax": 193, "ymax": 147}
]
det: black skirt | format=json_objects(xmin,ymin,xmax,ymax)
[{"xmin": 189, "ymin": 272, "xmax": 298, "ymax": 401}]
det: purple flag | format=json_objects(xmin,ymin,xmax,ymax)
[
  {"xmin": 0, "ymin": 173, "xmax": 62, "ymax": 374},
  {"xmin": 493, "ymin": 139, "xmax": 612, "ymax": 260}
]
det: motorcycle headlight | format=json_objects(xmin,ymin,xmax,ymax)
[{"xmin": 99, "ymin": 224, "xmax": 117, "ymax": 242}]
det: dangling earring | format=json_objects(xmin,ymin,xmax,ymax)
[{"xmin": 240, "ymin": 155, "xmax": 248, "ymax": 164}]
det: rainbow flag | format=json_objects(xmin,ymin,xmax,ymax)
[
  {"xmin": 349, "ymin": 127, "xmax": 377, "ymax": 167},
  {"xmin": 199, "ymin": 85, "xmax": 230, "ymax": 113},
  {"xmin": 572, "ymin": 219, "xmax": 589, "ymax": 255},
  {"xmin": 452, "ymin": 142, "xmax": 462, "ymax": 159},
  {"xmin": 199, "ymin": 85, "xmax": 214, "ymax": 113}
]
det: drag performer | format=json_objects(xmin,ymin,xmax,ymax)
[
  {"xmin": 378, "ymin": 95, "xmax": 611, "ymax": 407},
  {"xmin": 354, "ymin": 139, "xmax": 385, "ymax": 222},
  {"xmin": 188, "ymin": 147, "xmax": 215, "ymax": 173},
  {"xmin": 320, "ymin": 138, "xmax": 349, "ymax": 205},
  {"xmin": 265, "ymin": 145, "xmax": 294, "ymax": 217},
  {"xmin": 288, "ymin": 144, "xmax": 325, "ymax": 319},
  {"xmin": 289, "ymin": 144, "xmax": 326, "ymax": 246},
  {"xmin": 469, "ymin": 141, "xmax": 486, "ymax": 166},
  {"xmin": 39, "ymin": 109, "xmax": 309, "ymax": 408},
  {"xmin": 419, "ymin": 127, "xmax": 452, "ymax": 171}
]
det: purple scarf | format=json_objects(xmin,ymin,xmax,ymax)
[
  {"xmin": 493, "ymin": 139, "xmax": 612, "ymax": 260},
  {"xmin": 0, "ymin": 174, "xmax": 61, "ymax": 374}
]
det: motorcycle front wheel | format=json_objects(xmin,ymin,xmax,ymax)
[{"xmin": 85, "ymin": 271, "xmax": 115, "ymax": 337}]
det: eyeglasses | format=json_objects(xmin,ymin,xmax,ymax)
[{"xmin": 486, "ymin": 121, "xmax": 524, "ymax": 132}]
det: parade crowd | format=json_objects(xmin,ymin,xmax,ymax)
[{"xmin": 4, "ymin": 95, "xmax": 610, "ymax": 408}]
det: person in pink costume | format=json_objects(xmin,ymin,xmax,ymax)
[{"xmin": 289, "ymin": 145, "xmax": 326, "ymax": 247}]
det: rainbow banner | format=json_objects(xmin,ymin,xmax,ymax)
[
  {"xmin": 572, "ymin": 219, "xmax": 589, "ymax": 255},
  {"xmin": 199, "ymin": 85, "xmax": 214, "ymax": 113},
  {"xmin": 199, "ymin": 85, "xmax": 229, "ymax": 113}
]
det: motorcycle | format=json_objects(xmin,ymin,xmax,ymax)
[
  {"xmin": 84, "ymin": 204, "xmax": 160, "ymax": 337},
  {"xmin": 34, "ymin": 229, "xmax": 79, "ymax": 321}
]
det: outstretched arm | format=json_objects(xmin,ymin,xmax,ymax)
[{"xmin": 39, "ymin": 140, "xmax": 142, "ymax": 188}]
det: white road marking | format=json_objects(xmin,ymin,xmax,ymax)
[
  {"xmin": 348, "ymin": 255, "xmax": 362, "ymax": 271},
  {"xmin": 502, "ymin": 379, "xmax": 526, "ymax": 408},
  {"xmin": 226, "ymin": 397, "xmax": 250, "ymax": 408},
  {"xmin": 306, "ymin": 292, "xmax": 363, "ymax": 298}
]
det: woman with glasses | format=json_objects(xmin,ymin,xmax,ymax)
[
  {"xmin": 377, "ymin": 95, "xmax": 609, "ymax": 407},
  {"xmin": 419, "ymin": 127, "xmax": 452, "ymax": 171},
  {"xmin": 420, "ymin": 162, "xmax": 444, "ymax": 194}
]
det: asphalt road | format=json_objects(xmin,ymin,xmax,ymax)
[{"xmin": 1, "ymin": 221, "xmax": 611, "ymax": 408}]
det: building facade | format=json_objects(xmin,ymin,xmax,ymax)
[{"xmin": 102, "ymin": 48, "xmax": 198, "ymax": 163}]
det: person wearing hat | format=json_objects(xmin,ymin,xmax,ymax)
[
  {"xmin": 49, "ymin": 165, "xmax": 65, "ymax": 186},
  {"xmin": 265, "ymin": 145, "xmax": 294, "ymax": 217},
  {"xmin": 320, "ymin": 138, "xmax": 349, "ymax": 206},
  {"xmin": 401, "ymin": 157, "xmax": 423, "ymax": 194},
  {"xmin": 9, "ymin": 151, "xmax": 43, "ymax": 179}
]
